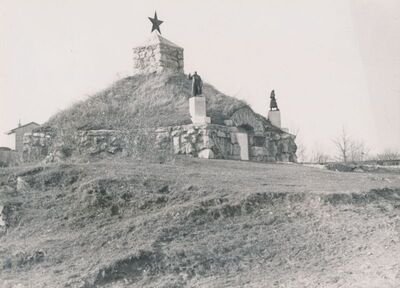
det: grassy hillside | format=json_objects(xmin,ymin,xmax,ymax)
[
  {"xmin": 1, "ymin": 159, "xmax": 400, "ymax": 287},
  {"xmin": 45, "ymin": 73, "xmax": 248, "ymax": 132}
]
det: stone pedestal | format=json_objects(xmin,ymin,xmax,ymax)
[
  {"xmin": 268, "ymin": 110, "xmax": 281, "ymax": 128},
  {"xmin": 133, "ymin": 33, "xmax": 184, "ymax": 75},
  {"xmin": 189, "ymin": 97, "xmax": 211, "ymax": 124}
]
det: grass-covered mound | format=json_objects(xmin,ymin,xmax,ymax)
[{"xmin": 46, "ymin": 73, "xmax": 247, "ymax": 131}]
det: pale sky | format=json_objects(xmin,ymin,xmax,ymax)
[{"xmin": 1, "ymin": 0, "xmax": 399, "ymax": 157}]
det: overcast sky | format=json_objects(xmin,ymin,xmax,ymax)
[{"xmin": 1, "ymin": 0, "xmax": 399, "ymax": 157}]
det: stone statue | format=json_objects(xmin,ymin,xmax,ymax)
[
  {"xmin": 188, "ymin": 72, "xmax": 203, "ymax": 97},
  {"xmin": 269, "ymin": 90, "xmax": 279, "ymax": 111}
]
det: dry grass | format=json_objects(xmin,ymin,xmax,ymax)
[
  {"xmin": 1, "ymin": 159, "xmax": 400, "ymax": 287},
  {"xmin": 45, "ymin": 73, "xmax": 247, "ymax": 132}
]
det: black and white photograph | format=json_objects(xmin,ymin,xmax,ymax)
[{"xmin": 1, "ymin": 0, "xmax": 400, "ymax": 287}]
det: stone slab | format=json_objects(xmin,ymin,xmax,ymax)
[
  {"xmin": 236, "ymin": 132, "xmax": 249, "ymax": 161},
  {"xmin": 191, "ymin": 116, "xmax": 211, "ymax": 125}
]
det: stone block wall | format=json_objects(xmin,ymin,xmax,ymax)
[
  {"xmin": 22, "ymin": 132, "xmax": 54, "ymax": 162},
  {"xmin": 21, "ymin": 125, "xmax": 297, "ymax": 163},
  {"xmin": 133, "ymin": 44, "xmax": 184, "ymax": 75},
  {"xmin": 77, "ymin": 130, "xmax": 127, "ymax": 155},
  {"xmin": 156, "ymin": 124, "xmax": 297, "ymax": 162},
  {"xmin": 157, "ymin": 124, "xmax": 234, "ymax": 159},
  {"xmin": 22, "ymin": 129, "xmax": 128, "ymax": 163}
]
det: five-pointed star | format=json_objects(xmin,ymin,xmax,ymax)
[{"xmin": 148, "ymin": 12, "xmax": 163, "ymax": 34}]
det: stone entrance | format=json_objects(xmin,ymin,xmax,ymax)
[{"xmin": 236, "ymin": 132, "xmax": 249, "ymax": 160}]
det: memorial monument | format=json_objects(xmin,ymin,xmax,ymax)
[{"xmin": 22, "ymin": 12, "xmax": 297, "ymax": 163}]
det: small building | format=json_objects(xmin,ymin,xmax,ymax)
[{"xmin": 6, "ymin": 122, "xmax": 40, "ymax": 152}]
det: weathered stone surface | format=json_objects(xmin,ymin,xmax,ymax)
[
  {"xmin": 217, "ymin": 131, "xmax": 226, "ymax": 138},
  {"xmin": 156, "ymin": 132, "xmax": 170, "ymax": 143},
  {"xmin": 171, "ymin": 129, "xmax": 182, "ymax": 137},
  {"xmin": 273, "ymin": 134, "xmax": 281, "ymax": 141},
  {"xmin": 280, "ymin": 140, "xmax": 289, "ymax": 153},
  {"xmin": 23, "ymin": 129, "xmax": 131, "ymax": 162},
  {"xmin": 278, "ymin": 153, "xmax": 290, "ymax": 162},
  {"xmin": 21, "ymin": 118, "xmax": 296, "ymax": 163},
  {"xmin": 0, "ymin": 206, "xmax": 5, "ymax": 228},
  {"xmin": 183, "ymin": 142, "xmax": 194, "ymax": 154},
  {"xmin": 43, "ymin": 152, "xmax": 64, "ymax": 164},
  {"xmin": 155, "ymin": 127, "xmax": 169, "ymax": 133},
  {"xmin": 133, "ymin": 33, "xmax": 184, "ymax": 75},
  {"xmin": 251, "ymin": 146, "xmax": 267, "ymax": 157},
  {"xmin": 224, "ymin": 120, "xmax": 234, "ymax": 126},
  {"xmin": 267, "ymin": 140, "xmax": 278, "ymax": 158},
  {"xmin": 230, "ymin": 107, "xmax": 265, "ymax": 133},
  {"xmin": 198, "ymin": 149, "xmax": 215, "ymax": 159},
  {"xmin": 78, "ymin": 130, "xmax": 127, "ymax": 155},
  {"xmin": 22, "ymin": 132, "xmax": 54, "ymax": 162},
  {"xmin": 160, "ymin": 123, "xmax": 297, "ymax": 162},
  {"xmin": 191, "ymin": 116, "xmax": 211, "ymax": 124},
  {"xmin": 16, "ymin": 177, "xmax": 29, "ymax": 193},
  {"xmin": 172, "ymin": 137, "xmax": 180, "ymax": 154},
  {"xmin": 233, "ymin": 144, "xmax": 241, "ymax": 156},
  {"xmin": 230, "ymin": 133, "xmax": 238, "ymax": 144}
]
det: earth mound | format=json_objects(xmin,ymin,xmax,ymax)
[{"xmin": 45, "ymin": 73, "xmax": 248, "ymax": 132}]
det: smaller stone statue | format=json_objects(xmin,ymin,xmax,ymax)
[
  {"xmin": 270, "ymin": 90, "xmax": 279, "ymax": 111},
  {"xmin": 188, "ymin": 71, "xmax": 203, "ymax": 97}
]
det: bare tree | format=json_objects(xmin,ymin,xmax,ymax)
[
  {"xmin": 291, "ymin": 128, "xmax": 307, "ymax": 163},
  {"xmin": 377, "ymin": 149, "xmax": 400, "ymax": 160},
  {"xmin": 296, "ymin": 142, "xmax": 307, "ymax": 163},
  {"xmin": 333, "ymin": 127, "xmax": 369, "ymax": 163},
  {"xmin": 311, "ymin": 150, "xmax": 330, "ymax": 164},
  {"xmin": 349, "ymin": 140, "xmax": 369, "ymax": 162},
  {"xmin": 333, "ymin": 127, "xmax": 351, "ymax": 163}
]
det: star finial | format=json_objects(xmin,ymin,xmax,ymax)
[{"xmin": 148, "ymin": 11, "xmax": 163, "ymax": 34}]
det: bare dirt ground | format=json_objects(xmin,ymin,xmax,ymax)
[{"xmin": 1, "ymin": 158, "xmax": 400, "ymax": 288}]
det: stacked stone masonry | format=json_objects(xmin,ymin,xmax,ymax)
[
  {"xmin": 22, "ymin": 124, "xmax": 296, "ymax": 163},
  {"xmin": 78, "ymin": 130, "xmax": 127, "ymax": 155},
  {"xmin": 23, "ymin": 132, "xmax": 54, "ymax": 162},
  {"xmin": 156, "ymin": 124, "xmax": 297, "ymax": 162},
  {"xmin": 22, "ymin": 130, "xmax": 127, "ymax": 163},
  {"xmin": 133, "ymin": 43, "xmax": 184, "ymax": 75}
]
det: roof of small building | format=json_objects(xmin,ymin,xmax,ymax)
[{"xmin": 6, "ymin": 122, "xmax": 40, "ymax": 135}]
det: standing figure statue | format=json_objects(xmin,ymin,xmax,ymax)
[
  {"xmin": 188, "ymin": 71, "xmax": 203, "ymax": 97},
  {"xmin": 269, "ymin": 90, "xmax": 279, "ymax": 111}
]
